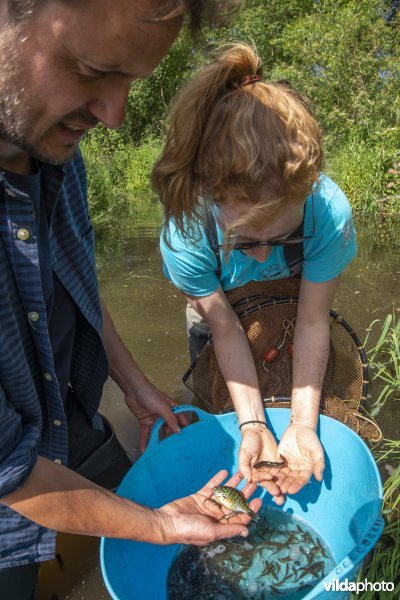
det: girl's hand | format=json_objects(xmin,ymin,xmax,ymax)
[
  {"xmin": 238, "ymin": 424, "xmax": 286, "ymax": 505},
  {"xmin": 276, "ymin": 424, "xmax": 325, "ymax": 495}
]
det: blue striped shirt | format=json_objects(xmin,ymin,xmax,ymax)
[{"xmin": 0, "ymin": 153, "xmax": 108, "ymax": 569}]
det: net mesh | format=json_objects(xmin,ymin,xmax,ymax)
[{"xmin": 184, "ymin": 278, "xmax": 382, "ymax": 442}]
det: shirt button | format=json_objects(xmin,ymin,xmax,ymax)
[
  {"xmin": 53, "ymin": 419, "xmax": 62, "ymax": 427},
  {"xmin": 17, "ymin": 228, "xmax": 30, "ymax": 241},
  {"xmin": 28, "ymin": 311, "xmax": 40, "ymax": 322},
  {"xmin": 54, "ymin": 459, "xmax": 62, "ymax": 464},
  {"xmin": 44, "ymin": 372, "xmax": 53, "ymax": 382}
]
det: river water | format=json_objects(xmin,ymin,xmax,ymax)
[{"xmin": 37, "ymin": 212, "xmax": 400, "ymax": 599}]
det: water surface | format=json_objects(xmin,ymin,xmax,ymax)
[{"xmin": 167, "ymin": 508, "xmax": 336, "ymax": 600}]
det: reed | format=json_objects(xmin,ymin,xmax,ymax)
[
  {"xmin": 355, "ymin": 439, "xmax": 400, "ymax": 599},
  {"xmin": 364, "ymin": 313, "xmax": 400, "ymax": 416}
]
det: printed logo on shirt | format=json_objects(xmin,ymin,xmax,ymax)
[{"xmin": 261, "ymin": 264, "xmax": 290, "ymax": 279}]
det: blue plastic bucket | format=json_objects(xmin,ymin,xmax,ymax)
[{"xmin": 101, "ymin": 407, "xmax": 383, "ymax": 600}]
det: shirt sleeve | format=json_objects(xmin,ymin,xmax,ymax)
[
  {"xmin": 0, "ymin": 383, "xmax": 39, "ymax": 498},
  {"xmin": 302, "ymin": 184, "xmax": 357, "ymax": 283},
  {"xmin": 160, "ymin": 221, "xmax": 220, "ymax": 297}
]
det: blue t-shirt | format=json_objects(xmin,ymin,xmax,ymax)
[{"xmin": 161, "ymin": 175, "xmax": 357, "ymax": 297}]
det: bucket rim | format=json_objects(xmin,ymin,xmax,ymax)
[{"xmin": 100, "ymin": 407, "xmax": 383, "ymax": 600}]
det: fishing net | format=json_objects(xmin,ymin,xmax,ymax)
[{"xmin": 183, "ymin": 278, "xmax": 382, "ymax": 443}]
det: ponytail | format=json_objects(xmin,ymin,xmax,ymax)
[{"xmin": 152, "ymin": 43, "xmax": 323, "ymax": 240}]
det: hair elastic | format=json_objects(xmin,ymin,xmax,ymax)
[{"xmin": 239, "ymin": 74, "xmax": 261, "ymax": 87}]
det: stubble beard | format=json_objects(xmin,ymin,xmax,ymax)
[{"xmin": 0, "ymin": 29, "xmax": 76, "ymax": 166}]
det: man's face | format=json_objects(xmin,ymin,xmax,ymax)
[{"xmin": 0, "ymin": 0, "xmax": 181, "ymax": 164}]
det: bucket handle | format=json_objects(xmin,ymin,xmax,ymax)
[
  {"xmin": 303, "ymin": 516, "xmax": 385, "ymax": 599},
  {"xmin": 146, "ymin": 405, "xmax": 216, "ymax": 452}
]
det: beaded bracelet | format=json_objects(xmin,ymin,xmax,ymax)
[{"xmin": 238, "ymin": 420, "xmax": 268, "ymax": 431}]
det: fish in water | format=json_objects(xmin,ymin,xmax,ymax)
[{"xmin": 213, "ymin": 485, "xmax": 258, "ymax": 520}]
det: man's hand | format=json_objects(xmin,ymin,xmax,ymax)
[
  {"xmin": 125, "ymin": 383, "xmax": 189, "ymax": 452},
  {"xmin": 275, "ymin": 424, "xmax": 325, "ymax": 495},
  {"xmin": 156, "ymin": 470, "xmax": 262, "ymax": 546}
]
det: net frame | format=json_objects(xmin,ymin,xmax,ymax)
[{"xmin": 183, "ymin": 291, "xmax": 382, "ymax": 442}]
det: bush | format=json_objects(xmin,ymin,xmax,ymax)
[
  {"xmin": 82, "ymin": 136, "xmax": 163, "ymax": 226},
  {"xmin": 327, "ymin": 127, "xmax": 400, "ymax": 214}
]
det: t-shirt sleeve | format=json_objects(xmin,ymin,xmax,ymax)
[
  {"xmin": 160, "ymin": 222, "xmax": 220, "ymax": 297},
  {"xmin": 302, "ymin": 185, "xmax": 357, "ymax": 283}
]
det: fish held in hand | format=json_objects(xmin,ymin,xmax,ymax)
[
  {"xmin": 213, "ymin": 485, "xmax": 258, "ymax": 521},
  {"xmin": 253, "ymin": 456, "xmax": 288, "ymax": 469}
]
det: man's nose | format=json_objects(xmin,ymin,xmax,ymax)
[{"xmin": 86, "ymin": 79, "xmax": 131, "ymax": 129}]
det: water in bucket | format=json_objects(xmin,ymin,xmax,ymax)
[{"xmin": 167, "ymin": 507, "xmax": 336, "ymax": 599}]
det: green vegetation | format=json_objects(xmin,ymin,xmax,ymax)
[
  {"xmin": 354, "ymin": 315, "xmax": 400, "ymax": 599},
  {"xmin": 83, "ymin": 0, "xmax": 400, "ymax": 225},
  {"xmin": 365, "ymin": 312, "xmax": 400, "ymax": 416},
  {"xmin": 356, "ymin": 439, "xmax": 400, "ymax": 599}
]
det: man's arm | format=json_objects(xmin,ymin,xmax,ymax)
[
  {"xmin": 0, "ymin": 459, "xmax": 255, "ymax": 545},
  {"xmin": 100, "ymin": 299, "xmax": 187, "ymax": 450}
]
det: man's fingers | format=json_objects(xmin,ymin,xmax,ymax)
[
  {"xmin": 202, "ymin": 497, "xmax": 225, "ymax": 519},
  {"xmin": 212, "ymin": 523, "xmax": 249, "ymax": 540},
  {"xmin": 224, "ymin": 471, "xmax": 244, "ymax": 489},
  {"xmin": 248, "ymin": 497, "xmax": 262, "ymax": 513},
  {"xmin": 240, "ymin": 481, "xmax": 258, "ymax": 500},
  {"xmin": 177, "ymin": 413, "xmax": 190, "ymax": 428},
  {"xmin": 199, "ymin": 470, "xmax": 229, "ymax": 497},
  {"xmin": 163, "ymin": 410, "xmax": 181, "ymax": 434},
  {"xmin": 139, "ymin": 425, "xmax": 151, "ymax": 453}
]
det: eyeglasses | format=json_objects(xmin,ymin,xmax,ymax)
[{"xmin": 219, "ymin": 195, "xmax": 315, "ymax": 251}]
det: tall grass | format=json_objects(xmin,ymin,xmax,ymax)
[
  {"xmin": 355, "ymin": 439, "xmax": 400, "ymax": 600},
  {"xmin": 364, "ymin": 313, "xmax": 400, "ymax": 416},
  {"xmin": 353, "ymin": 314, "xmax": 400, "ymax": 599}
]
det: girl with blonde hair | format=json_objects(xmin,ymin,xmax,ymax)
[{"xmin": 152, "ymin": 44, "xmax": 356, "ymax": 504}]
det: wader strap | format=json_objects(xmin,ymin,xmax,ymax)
[
  {"xmin": 204, "ymin": 205, "xmax": 222, "ymax": 279},
  {"xmin": 283, "ymin": 218, "xmax": 304, "ymax": 276}
]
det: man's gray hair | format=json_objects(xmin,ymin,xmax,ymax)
[{"xmin": 7, "ymin": 0, "xmax": 240, "ymax": 32}]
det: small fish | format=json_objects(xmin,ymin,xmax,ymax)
[
  {"xmin": 270, "ymin": 584, "xmax": 284, "ymax": 594},
  {"xmin": 253, "ymin": 456, "xmax": 287, "ymax": 469},
  {"xmin": 280, "ymin": 555, "xmax": 292, "ymax": 563},
  {"xmin": 296, "ymin": 560, "xmax": 325, "ymax": 580},
  {"xmin": 261, "ymin": 562, "xmax": 274, "ymax": 577},
  {"xmin": 316, "ymin": 536, "xmax": 328, "ymax": 558},
  {"xmin": 213, "ymin": 485, "xmax": 258, "ymax": 519}
]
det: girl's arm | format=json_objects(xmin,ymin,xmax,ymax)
[
  {"xmin": 276, "ymin": 276, "xmax": 340, "ymax": 495},
  {"xmin": 186, "ymin": 288, "xmax": 284, "ymax": 502},
  {"xmin": 291, "ymin": 276, "xmax": 340, "ymax": 427}
]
